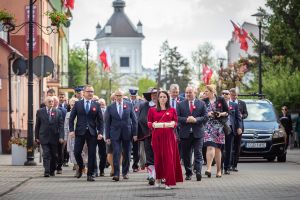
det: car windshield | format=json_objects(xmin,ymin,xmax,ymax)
[{"xmin": 245, "ymin": 102, "xmax": 277, "ymax": 122}]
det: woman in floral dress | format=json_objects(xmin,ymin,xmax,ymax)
[{"xmin": 203, "ymin": 85, "xmax": 228, "ymax": 178}]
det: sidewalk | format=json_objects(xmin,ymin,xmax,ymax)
[{"xmin": 0, "ymin": 149, "xmax": 299, "ymax": 198}]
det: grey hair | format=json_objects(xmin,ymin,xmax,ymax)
[{"xmin": 170, "ymin": 84, "xmax": 180, "ymax": 91}]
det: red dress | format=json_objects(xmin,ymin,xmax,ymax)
[{"xmin": 147, "ymin": 107, "xmax": 183, "ymax": 186}]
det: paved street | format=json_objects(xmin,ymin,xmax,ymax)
[{"xmin": 1, "ymin": 150, "xmax": 300, "ymax": 200}]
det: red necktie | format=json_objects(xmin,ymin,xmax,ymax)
[{"xmin": 190, "ymin": 101, "xmax": 193, "ymax": 113}]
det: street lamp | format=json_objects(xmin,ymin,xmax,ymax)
[
  {"xmin": 82, "ymin": 38, "xmax": 93, "ymax": 85},
  {"xmin": 1, "ymin": 0, "xmax": 61, "ymax": 165},
  {"xmin": 252, "ymin": 11, "xmax": 267, "ymax": 95}
]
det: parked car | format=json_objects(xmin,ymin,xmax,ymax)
[{"xmin": 240, "ymin": 99, "xmax": 287, "ymax": 162}]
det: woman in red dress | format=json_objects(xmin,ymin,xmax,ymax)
[{"xmin": 147, "ymin": 91, "xmax": 183, "ymax": 190}]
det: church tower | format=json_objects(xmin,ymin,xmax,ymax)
[{"xmin": 95, "ymin": 0, "xmax": 145, "ymax": 90}]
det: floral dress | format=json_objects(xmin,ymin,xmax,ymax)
[{"xmin": 204, "ymin": 100, "xmax": 225, "ymax": 149}]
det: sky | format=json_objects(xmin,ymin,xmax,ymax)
[{"xmin": 69, "ymin": 0, "xmax": 266, "ymax": 69}]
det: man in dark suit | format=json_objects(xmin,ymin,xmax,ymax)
[
  {"xmin": 222, "ymin": 90, "xmax": 242, "ymax": 175},
  {"xmin": 169, "ymin": 84, "xmax": 185, "ymax": 159},
  {"xmin": 229, "ymin": 88, "xmax": 248, "ymax": 171},
  {"xmin": 137, "ymin": 88, "xmax": 158, "ymax": 185},
  {"xmin": 69, "ymin": 85, "xmax": 104, "ymax": 182},
  {"xmin": 105, "ymin": 89, "xmax": 137, "ymax": 181},
  {"xmin": 177, "ymin": 86, "xmax": 208, "ymax": 181},
  {"xmin": 53, "ymin": 96, "xmax": 67, "ymax": 173},
  {"xmin": 129, "ymin": 88, "xmax": 143, "ymax": 172},
  {"xmin": 35, "ymin": 96, "xmax": 64, "ymax": 177}
]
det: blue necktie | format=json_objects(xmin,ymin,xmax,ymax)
[
  {"xmin": 85, "ymin": 101, "xmax": 90, "ymax": 114},
  {"xmin": 172, "ymin": 99, "xmax": 176, "ymax": 108},
  {"xmin": 118, "ymin": 103, "xmax": 122, "ymax": 118}
]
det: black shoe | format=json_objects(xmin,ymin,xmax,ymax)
[
  {"xmin": 44, "ymin": 173, "xmax": 50, "ymax": 177},
  {"xmin": 133, "ymin": 168, "xmax": 139, "ymax": 172},
  {"xmin": 76, "ymin": 168, "xmax": 83, "ymax": 178},
  {"xmin": 56, "ymin": 170, "xmax": 62, "ymax": 174},
  {"xmin": 112, "ymin": 176, "xmax": 119, "ymax": 181},
  {"xmin": 148, "ymin": 177, "xmax": 155, "ymax": 185},
  {"xmin": 100, "ymin": 172, "xmax": 105, "ymax": 177},
  {"xmin": 63, "ymin": 163, "xmax": 69, "ymax": 167},
  {"xmin": 216, "ymin": 175, "xmax": 222, "ymax": 178},
  {"xmin": 224, "ymin": 170, "xmax": 230, "ymax": 175},
  {"xmin": 196, "ymin": 173, "xmax": 202, "ymax": 181},
  {"xmin": 232, "ymin": 167, "xmax": 238, "ymax": 172},
  {"xmin": 185, "ymin": 175, "xmax": 192, "ymax": 181},
  {"xmin": 123, "ymin": 174, "xmax": 129, "ymax": 179},
  {"xmin": 205, "ymin": 171, "xmax": 211, "ymax": 178},
  {"xmin": 87, "ymin": 176, "xmax": 95, "ymax": 182},
  {"xmin": 50, "ymin": 172, "xmax": 55, "ymax": 176}
]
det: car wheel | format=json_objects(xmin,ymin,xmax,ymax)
[
  {"xmin": 277, "ymin": 153, "xmax": 286, "ymax": 162},
  {"xmin": 267, "ymin": 156, "xmax": 276, "ymax": 162}
]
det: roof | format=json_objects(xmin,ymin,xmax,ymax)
[{"xmin": 95, "ymin": 0, "xmax": 144, "ymax": 39}]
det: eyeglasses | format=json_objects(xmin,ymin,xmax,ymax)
[
  {"xmin": 222, "ymin": 93, "xmax": 229, "ymax": 95},
  {"xmin": 85, "ymin": 90, "xmax": 94, "ymax": 93},
  {"xmin": 282, "ymin": 109, "xmax": 287, "ymax": 111},
  {"xmin": 115, "ymin": 95, "xmax": 122, "ymax": 97}
]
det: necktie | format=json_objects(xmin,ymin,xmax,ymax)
[
  {"xmin": 172, "ymin": 99, "xmax": 176, "ymax": 108},
  {"xmin": 190, "ymin": 101, "xmax": 193, "ymax": 113},
  {"xmin": 85, "ymin": 101, "xmax": 90, "ymax": 114},
  {"xmin": 47, "ymin": 109, "xmax": 51, "ymax": 121},
  {"xmin": 118, "ymin": 103, "xmax": 122, "ymax": 118}
]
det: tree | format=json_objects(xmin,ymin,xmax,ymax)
[
  {"xmin": 137, "ymin": 77, "xmax": 156, "ymax": 95},
  {"xmin": 157, "ymin": 40, "xmax": 192, "ymax": 90},
  {"xmin": 263, "ymin": 0, "xmax": 300, "ymax": 69},
  {"xmin": 191, "ymin": 42, "xmax": 215, "ymax": 67},
  {"xmin": 68, "ymin": 47, "xmax": 86, "ymax": 87}
]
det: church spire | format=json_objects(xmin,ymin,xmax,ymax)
[{"xmin": 113, "ymin": 0, "xmax": 126, "ymax": 12}]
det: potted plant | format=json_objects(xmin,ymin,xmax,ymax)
[
  {"xmin": 0, "ymin": 9, "xmax": 14, "ymax": 24},
  {"xmin": 45, "ymin": 11, "xmax": 68, "ymax": 27},
  {"xmin": 9, "ymin": 137, "xmax": 38, "ymax": 165}
]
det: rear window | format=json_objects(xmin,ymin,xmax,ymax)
[{"xmin": 245, "ymin": 102, "xmax": 277, "ymax": 122}]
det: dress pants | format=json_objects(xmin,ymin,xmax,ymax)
[
  {"xmin": 41, "ymin": 143, "xmax": 58, "ymax": 174},
  {"xmin": 224, "ymin": 133, "xmax": 234, "ymax": 170},
  {"xmin": 74, "ymin": 130, "xmax": 97, "ymax": 176},
  {"xmin": 111, "ymin": 139, "xmax": 131, "ymax": 177},
  {"xmin": 57, "ymin": 143, "xmax": 63, "ymax": 170},
  {"xmin": 132, "ymin": 140, "xmax": 139, "ymax": 169},
  {"xmin": 232, "ymin": 134, "xmax": 242, "ymax": 168},
  {"xmin": 95, "ymin": 139, "xmax": 107, "ymax": 174},
  {"xmin": 181, "ymin": 134, "xmax": 203, "ymax": 176},
  {"xmin": 143, "ymin": 136, "xmax": 154, "ymax": 166}
]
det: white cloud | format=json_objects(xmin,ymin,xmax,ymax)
[{"xmin": 69, "ymin": 0, "xmax": 266, "ymax": 68}]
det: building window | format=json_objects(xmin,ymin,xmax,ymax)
[{"xmin": 120, "ymin": 57, "xmax": 129, "ymax": 67}]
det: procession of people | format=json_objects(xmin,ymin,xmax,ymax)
[{"xmin": 35, "ymin": 83, "xmax": 249, "ymax": 189}]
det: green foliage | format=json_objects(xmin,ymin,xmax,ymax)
[
  {"xmin": 138, "ymin": 77, "xmax": 156, "ymax": 95},
  {"xmin": 157, "ymin": 40, "xmax": 192, "ymax": 90},
  {"xmin": 45, "ymin": 11, "xmax": 68, "ymax": 27},
  {"xmin": 264, "ymin": 0, "xmax": 300, "ymax": 69},
  {"xmin": 68, "ymin": 47, "xmax": 86, "ymax": 87},
  {"xmin": 244, "ymin": 57, "xmax": 300, "ymax": 110},
  {"xmin": 191, "ymin": 42, "xmax": 215, "ymax": 67},
  {"xmin": 0, "ymin": 9, "xmax": 14, "ymax": 21}
]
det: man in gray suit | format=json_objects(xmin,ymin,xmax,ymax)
[
  {"xmin": 105, "ymin": 89, "xmax": 137, "ymax": 181},
  {"xmin": 35, "ymin": 96, "xmax": 64, "ymax": 177},
  {"xmin": 177, "ymin": 86, "xmax": 208, "ymax": 181}
]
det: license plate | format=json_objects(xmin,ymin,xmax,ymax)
[{"xmin": 246, "ymin": 143, "xmax": 266, "ymax": 148}]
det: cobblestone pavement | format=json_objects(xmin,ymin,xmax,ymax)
[{"xmin": 1, "ymin": 150, "xmax": 300, "ymax": 200}]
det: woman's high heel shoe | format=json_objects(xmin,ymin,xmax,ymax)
[
  {"xmin": 216, "ymin": 175, "xmax": 222, "ymax": 178},
  {"xmin": 205, "ymin": 171, "xmax": 211, "ymax": 178}
]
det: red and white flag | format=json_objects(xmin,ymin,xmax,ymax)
[
  {"xmin": 99, "ymin": 48, "xmax": 111, "ymax": 72},
  {"xmin": 64, "ymin": 0, "xmax": 75, "ymax": 10},
  {"xmin": 202, "ymin": 64, "xmax": 213, "ymax": 85},
  {"xmin": 230, "ymin": 20, "xmax": 249, "ymax": 52}
]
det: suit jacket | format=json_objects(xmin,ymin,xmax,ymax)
[
  {"xmin": 35, "ymin": 107, "xmax": 64, "ymax": 145},
  {"xmin": 69, "ymin": 99, "xmax": 104, "ymax": 136},
  {"xmin": 228, "ymin": 101, "xmax": 242, "ymax": 135},
  {"xmin": 237, "ymin": 99, "xmax": 248, "ymax": 131},
  {"xmin": 177, "ymin": 99, "xmax": 208, "ymax": 139},
  {"xmin": 137, "ymin": 101, "xmax": 153, "ymax": 140},
  {"xmin": 105, "ymin": 101, "xmax": 137, "ymax": 140}
]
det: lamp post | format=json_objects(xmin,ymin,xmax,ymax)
[
  {"xmin": 1, "ymin": 0, "xmax": 62, "ymax": 165},
  {"xmin": 252, "ymin": 11, "xmax": 266, "ymax": 95},
  {"xmin": 82, "ymin": 38, "xmax": 93, "ymax": 85}
]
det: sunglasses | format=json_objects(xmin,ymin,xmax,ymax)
[{"xmin": 222, "ymin": 93, "xmax": 229, "ymax": 95}]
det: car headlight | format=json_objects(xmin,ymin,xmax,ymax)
[{"xmin": 272, "ymin": 129, "xmax": 285, "ymax": 138}]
